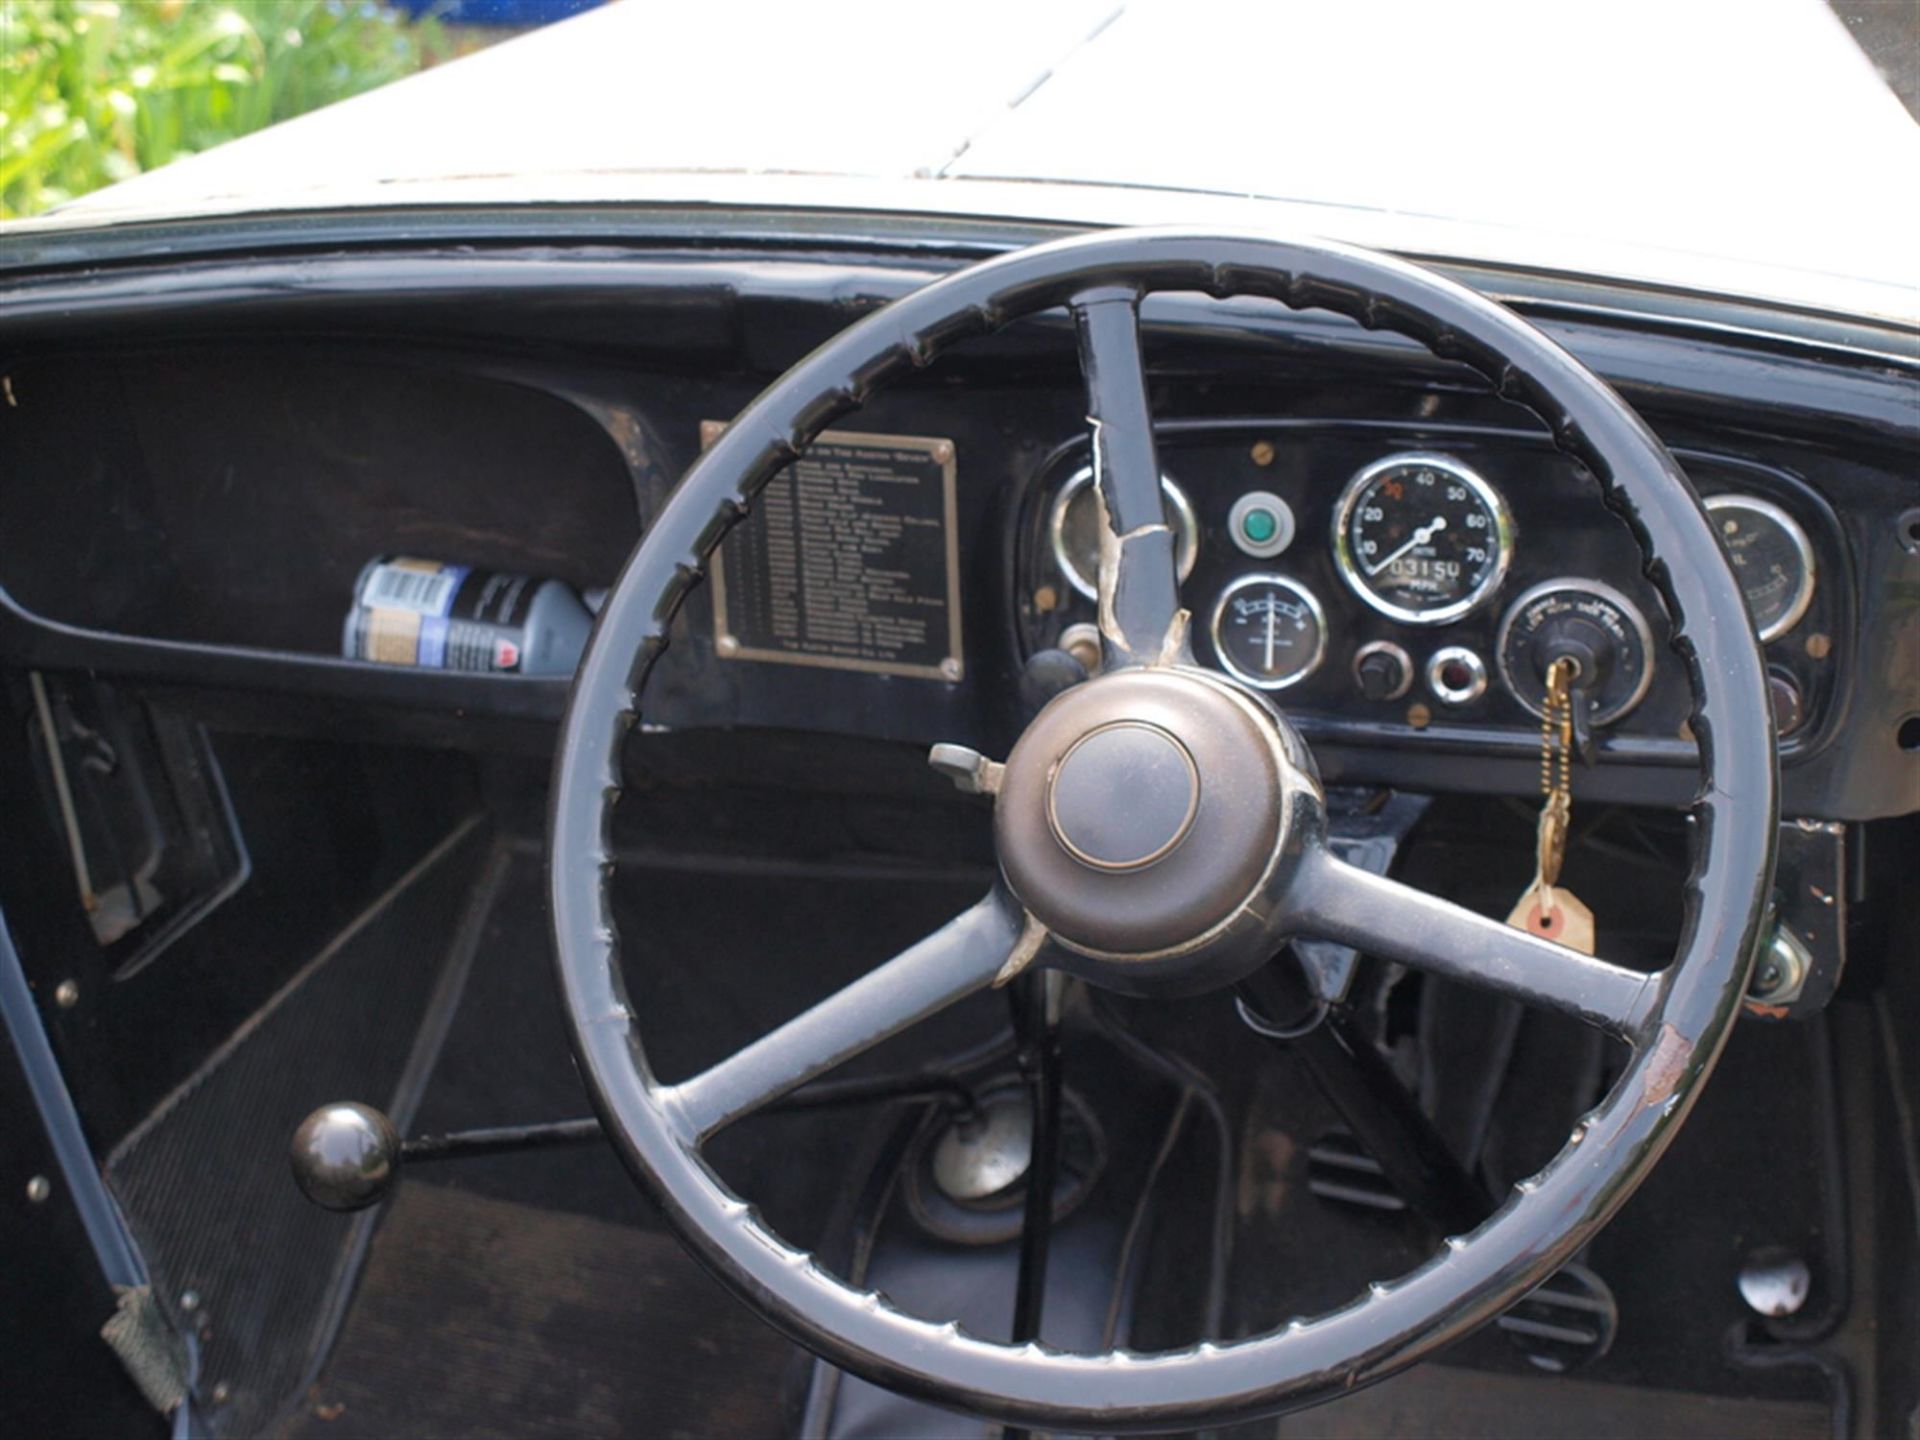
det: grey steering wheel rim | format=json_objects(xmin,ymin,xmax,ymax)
[{"xmin": 549, "ymin": 227, "xmax": 1776, "ymax": 1431}]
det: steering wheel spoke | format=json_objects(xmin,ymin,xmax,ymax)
[
  {"xmin": 1070, "ymin": 286, "xmax": 1188, "ymax": 667},
  {"xmin": 1289, "ymin": 846, "xmax": 1659, "ymax": 1040},
  {"xmin": 659, "ymin": 888, "xmax": 1032, "ymax": 1145}
]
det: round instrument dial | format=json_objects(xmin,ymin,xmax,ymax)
[
  {"xmin": 1333, "ymin": 453, "xmax": 1513, "ymax": 624},
  {"xmin": 1703, "ymin": 493, "xmax": 1816, "ymax": 642},
  {"xmin": 1497, "ymin": 579, "xmax": 1655, "ymax": 726},
  {"xmin": 1049, "ymin": 467, "xmax": 1199, "ymax": 600},
  {"xmin": 1209, "ymin": 575, "xmax": 1327, "ymax": 690}
]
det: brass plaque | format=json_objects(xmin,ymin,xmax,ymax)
[{"xmin": 707, "ymin": 424, "xmax": 964, "ymax": 681}]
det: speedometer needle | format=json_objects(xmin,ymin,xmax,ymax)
[{"xmin": 1366, "ymin": 516, "xmax": 1446, "ymax": 577}]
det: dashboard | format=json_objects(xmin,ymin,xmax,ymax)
[
  {"xmin": 0, "ymin": 237, "xmax": 1912, "ymax": 822},
  {"xmin": 1016, "ymin": 422, "xmax": 1844, "ymax": 761}
]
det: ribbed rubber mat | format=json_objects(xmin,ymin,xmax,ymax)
[
  {"xmin": 278, "ymin": 1181, "xmax": 799, "ymax": 1440},
  {"xmin": 106, "ymin": 822, "xmax": 488, "ymax": 1437}
]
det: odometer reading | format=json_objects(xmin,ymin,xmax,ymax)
[{"xmin": 1333, "ymin": 453, "xmax": 1513, "ymax": 624}]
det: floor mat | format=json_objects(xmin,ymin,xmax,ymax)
[
  {"xmin": 106, "ymin": 821, "xmax": 490, "ymax": 1438},
  {"xmin": 278, "ymin": 1182, "xmax": 802, "ymax": 1440},
  {"xmin": 402, "ymin": 844, "xmax": 650, "ymax": 1225},
  {"xmin": 1267, "ymin": 1362, "xmax": 1829, "ymax": 1439},
  {"xmin": 409, "ymin": 844, "xmax": 994, "ymax": 1234}
]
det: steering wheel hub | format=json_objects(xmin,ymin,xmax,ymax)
[
  {"xmin": 996, "ymin": 667, "xmax": 1306, "ymax": 981},
  {"xmin": 1045, "ymin": 721, "xmax": 1199, "ymax": 871}
]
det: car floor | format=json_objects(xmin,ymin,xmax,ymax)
[
  {"xmin": 278, "ymin": 1181, "xmax": 794, "ymax": 1440},
  {"xmin": 273, "ymin": 839, "xmax": 981, "ymax": 1437},
  {"xmin": 268, "ymin": 834, "xmax": 1854, "ymax": 1439}
]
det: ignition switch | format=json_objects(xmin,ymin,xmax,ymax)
[{"xmin": 1496, "ymin": 579, "xmax": 1656, "ymax": 742}]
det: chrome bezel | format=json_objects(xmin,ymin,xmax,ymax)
[
  {"xmin": 1495, "ymin": 577, "xmax": 1657, "ymax": 725},
  {"xmin": 1208, "ymin": 574, "xmax": 1328, "ymax": 691},
  {"xmin": 1048, "ymin": 466, "xmax": 1199, "ymax": 600},
  {"xmin": 1425, "ymin": 645, "xmax": 1488, "ymax": 706},
  {"xmin": 1703, "ymin": 492, "xmax": 1817, "ymax": 642},
  {"xmin": 1331, "ymin": 452, "xmax": 1514, "ymax": 625}
]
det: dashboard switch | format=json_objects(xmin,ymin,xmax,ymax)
[
  {"xmin": 1228, "ymin": 490, "xmax": 1296, "ymax": 558},
  {"xmin": 1427, "ymin": 646, "xmax": 1488, "ymax": 706},
  {"xmin": 1496, "ymin": 579, "xmax": 1653, "ymax": 726},
  {"xmin": 1353, "ymin": 641, "xmax": 1413, "ymax": 701},
  {"xmin": 1057, "ymin": 622, "xmax": 1103, "ymax": 675}
]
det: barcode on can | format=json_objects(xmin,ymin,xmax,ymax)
[{"xmin": 361, "ymin": 561, "xmax": 463, "ymax": 617}]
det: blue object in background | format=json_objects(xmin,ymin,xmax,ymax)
[{"xmin": 389, "ymin": 0, "xmax": 604, "ymax": 24}]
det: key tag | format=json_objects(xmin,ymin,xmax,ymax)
[
  {"xmin": 1506, "ymin": 656, "xmax": 1597, "ymax": 956},
  {"xmin": 1507, "ymin": 882, "xmax": 1596, "ymax": 955}
]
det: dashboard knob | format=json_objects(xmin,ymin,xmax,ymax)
[
  {"xmin": 1021, "ymin": 646, "xmax": 1090, "ymax": 717},
  {"xmin": 1353, "ymin": 641, "xmax": 1413, "ymax": 702},
  {"xmin": 1057, "ymin": 623, "xmax": 1102, "ymax": 675},
  {"xmin": 1768, "ymin": 669, "xmax": 1806, "ymax": 738}
]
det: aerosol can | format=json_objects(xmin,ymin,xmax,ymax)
[{"xmin": 343, "ymin": 556, "xmax": 595, "ymax": 676}]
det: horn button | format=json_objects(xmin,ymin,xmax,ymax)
[
  {"xmin": 996, "ymin": 667, "xmax": 1298, "ymax": 971},
  {"xmin": 1046, "ymin": 722, "xmax": 1199, "ymax": 871}
]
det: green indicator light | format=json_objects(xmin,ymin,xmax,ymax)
[{"xmin": 1241, "ymin": 507, "xmax": 1278, "ymax": 544}]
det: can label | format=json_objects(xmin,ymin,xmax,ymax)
[{"xmin": 346, "ymin": 558, "xmax": 537, "ymax": 673}]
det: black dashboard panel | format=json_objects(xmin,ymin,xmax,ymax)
[
  {"xmin": 0, "ymin": 348, "xmax": 640, "ymax": 655},
  {"xmin": 1020, "ymin": 421, "xmax": 1687, "ymax": 745},
  {"xmin": 1014, "ymin": 422, "xmax": 1856, "ymax": 770}
]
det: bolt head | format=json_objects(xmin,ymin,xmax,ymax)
[
  {"xmin": 1738, "ymin": 1249, "xmax": 1811, "ymax": 1317},
  {"xmin": 25, "ymin": 1175, "xmax": 50, "ymax": 1204},
  {"xmin": 1748, "ymin": 926, "xmax": 1810, "ymax": 1005},
  {"xmin": 53, "ymin": 980, "xmax": 79, "ymax": 1009}
]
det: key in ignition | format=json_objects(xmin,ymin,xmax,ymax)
[{"xmin": 1496, "ymin": 578, "xmax": 1656, "ymax": 736}]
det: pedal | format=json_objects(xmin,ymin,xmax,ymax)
[
  {"xmin": 1305, "ymin": 1129, "xmax": 1407, "ymax": 1214},
  {"xmin": 1497, "ymin": 1262, "xmax": 1617, "ymax": 1372}
]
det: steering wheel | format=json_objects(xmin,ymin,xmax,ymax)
[{"xmin": 549, "ymin": 230, "xmax": 1775, "ymax": 1430}]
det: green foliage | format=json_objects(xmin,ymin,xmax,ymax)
[{"xmin": 0, "ymin": 0, "xmax": 445, "ymax": 218}]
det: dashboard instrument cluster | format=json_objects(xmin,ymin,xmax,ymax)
[{"xmin": 1020, "ymin": 423, "xmax": 1836, "ymax": 754}]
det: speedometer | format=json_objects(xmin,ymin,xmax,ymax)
[{"xmin": 1332, "ymin": 453, "xmax": 1513, "ymax": 624}]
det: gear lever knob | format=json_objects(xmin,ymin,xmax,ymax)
[{"xmin": 290, "ymin": 1102, "xmax": 400, "ymax": 1211}]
